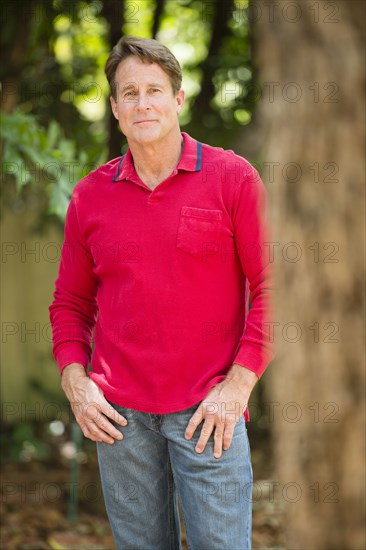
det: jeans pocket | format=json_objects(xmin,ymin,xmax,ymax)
[{"xmin": 176, "ymin": 206, "xmax": 223, "ymax": 258}]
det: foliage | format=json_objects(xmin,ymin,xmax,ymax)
[
  {"xmin": 1, "ymin": 109, "xmax": 105, "ymax": 221},
  {"xmin": 0, "ymin": 0, "xmax": 256, "ymax": 221}
]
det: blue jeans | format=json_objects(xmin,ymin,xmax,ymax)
[{"xmin": 96, "ymin": 400, "xmax": 253, "ymax": 550}]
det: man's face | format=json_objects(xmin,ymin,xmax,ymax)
[{"xmin": 110, "ymin": 56, "xmax": 184, "ymax": 146}]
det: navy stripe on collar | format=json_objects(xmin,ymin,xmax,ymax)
[
  {"xmin": 112, "ymin": 154, "xmax": 125, "ymax": 182},
  {"xmin": 195, "ymin": 141, "xmax": 202, "ymax": 171}
]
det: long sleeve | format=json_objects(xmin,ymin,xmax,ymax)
[
  {"xmin": 48, "ymin": 195, "xmax": 99, "ymax": 374},
  {"xmin": 47, "ymin": 133, "xmax": 275, "ymax": 413},
  {"xmin": 231, "ymin": 164, "xmax": 275, "ymax": 378}
]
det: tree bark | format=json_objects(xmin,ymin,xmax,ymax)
[
  {"xmin": 245, "ymin": 0, "xmax": 365, "ymax": 547},
  {"xmin": 190, "ymin": 0, "xmax": 235, "ymax": 124},
  {"xmin": 0, "ymin": 0, "xmax": 34, "ymax": 112},
  {"xmin": 102, "ymin": 0, "xmax": 125, "ymax": 160},
  {"xmin": 152, "ymin": 0, "xmax": 165, "ymax": 38}
]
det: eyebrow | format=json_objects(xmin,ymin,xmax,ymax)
[{"xmin": 119, "ymin": 82, "xmax": 164, "ymax": 93}]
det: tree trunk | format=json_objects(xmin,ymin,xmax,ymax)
[
  {"xmin": 245, "ymin": 0, "xmax": 365, "ymax": 547},
  {"xmin": 102, "ymin": 0, "xmax": 125, "ymax": 160},
  {"xmin": 190, "ymin": 0, "xmax": 235, "ymax": 127},
  {"xmin": 0, "ymin": 0, "xmax": 34, "ymax": 112},
  {"xmin": 152, "ymin": 0, "xmax": 165, "ymax": 38}
]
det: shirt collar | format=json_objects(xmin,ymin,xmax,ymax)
[{"xmin": 112, "ymin": 131, "xmax": 202, "ymax": 182}]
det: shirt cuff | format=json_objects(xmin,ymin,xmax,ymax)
[
  {"xmin": 233, "ymin": 342, "xmax": 272, "ymax": 380},
  {"xmin": 54, "ymin": 343, "xmax": 90, "ymax": 375}
]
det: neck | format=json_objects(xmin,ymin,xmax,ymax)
[{"xmin": 129, "ymin": 129, "xmax": 184, "ymax": 188}]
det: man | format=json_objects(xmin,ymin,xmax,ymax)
[{"xmin": 49, "ymin": 35, "xmax": 274, "ymax": 549}]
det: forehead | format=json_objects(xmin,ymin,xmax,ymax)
[{"xmin": 115, "ymin": 56, "xmax": 171, "ymax": 87}]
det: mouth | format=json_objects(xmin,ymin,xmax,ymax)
[{"xmin": 134, "ymin": 120, "xmax": 157, "ymax": 124}]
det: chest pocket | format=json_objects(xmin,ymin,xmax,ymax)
[{"xmin": 176, "ymin": 206, "xmax": 223, "ymax": 258}]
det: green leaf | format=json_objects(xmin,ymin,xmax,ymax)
[
  {"xmin": 49, "ymin": 185, "xmax": 71, "ymax": 220},
  {"xmin": 47, "ymin": 120, "xmax": 61, "ymax": 149}
]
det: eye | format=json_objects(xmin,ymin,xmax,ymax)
[{"xmin": 124, "ymin": 90, "xmax": 137, "ymax": 97}]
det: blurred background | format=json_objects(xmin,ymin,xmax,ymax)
[{"xmin": 1, "ymin": 0, "xmax": 364, "ymax": 548}]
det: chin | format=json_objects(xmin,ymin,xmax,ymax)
[{"xmin": 135, "ymin": 131, "xmax": 161, "ymax": 144}]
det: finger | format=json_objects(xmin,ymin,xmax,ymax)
[
  {"xmin": 78, "ymin": 421, "xmax": 93, "ymax": 441},
  {"xmin": 87, "ymin": 422, "xmax": 117, "ymax": 444},
  {"xmin": 184, "ymin": 407, "xmax": 204, "ymax": 440},
  {"xmin": 213, "ymin": 426, "xmax": 224, "ymax": 459},
  {"xmin": 195, "ymin": 420, "xmax": 215, "ymax": 454},
  {"xmin": 81, "ymin": 405, "xmax": 124, "ymax": 443},
  {"xmin": 101, "ymin": 401, "xmax": 128, "ymax": 427},
  {"xmin": 95, "ymin": 415, "xmax": 123, "ymax": 441},
  {"xmin": 79, "ymin": 421, "xmax": 114, "ymax": 443},
  {"xmin": 84, "ymin": 402, "xmax": 103, "ymax": 422},
  {"xmin": 222, "ymin": 422, "xmax": 236, "ymax": 451},
  {"xmin": 84, "ymin": 402, "xmax": 124, "ymax": 436},
  {"xmin": 88, "ymin": 424, "xmax": 123, "ymax": 443},
  {"xmin": 83, "ymin": 405, "xmax": 124, "ymax": 441}
]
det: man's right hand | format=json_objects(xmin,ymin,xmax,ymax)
[{"xmin": 61, "ymin": 363, "xmax": 127, "ymax": 444}]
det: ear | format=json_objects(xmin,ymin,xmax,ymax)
[
  {"xmin": 110, "ymin": 96, "xmax": 119, "ymax": 120},
  {"xmin": 176, "ymin": 89, "xmax": 185, "ymax": 113}
]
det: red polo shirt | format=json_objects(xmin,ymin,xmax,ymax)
[{"xmin": 49, "ymin": 131, "xmax": 274, "ymax": 420}]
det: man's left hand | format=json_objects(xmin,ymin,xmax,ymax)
[{"xmin": 184, "ymin": 364, "xmax": 258, "ymax": 459}]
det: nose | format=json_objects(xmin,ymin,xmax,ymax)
[{"xmin": 136, "ymin": 92, "xmax": 151, "ymax": 110}]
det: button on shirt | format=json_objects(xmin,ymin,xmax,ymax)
[{"xmin": 49, "ymin": 132, "xmax": 274, "ymax": 420}]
